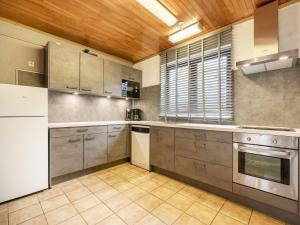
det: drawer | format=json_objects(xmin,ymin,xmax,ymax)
[
  {"xmin": 175, "ymin": 156, "xmax": 232, "ymax": 191},
  {"xmin": 108, "ymin": 124, "xmax": 127, "ymax": 132},
  {"xmin": 175, "ymin": 138, "xmax": 232, "ymax": 167},
  {"xmin": 51, "ymin": 126, "xmax": 107, "ymax": 137},
  {"xmin": 175, "ymin": 128, "xmax": 232, "ymax": 144}
]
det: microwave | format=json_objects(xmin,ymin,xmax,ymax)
[{"xmin": 121, "ymin": 79, "xmax": 140, "ymax": 99}]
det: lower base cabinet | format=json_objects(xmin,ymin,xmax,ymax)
[
  {"xmin": 108, "ymin": 131, "xmax": 128, "ymax": 162},
  {"xmin": 51, "ymin": 135, "xmax": 83, "ymax": 177},
  {"xmin": 84, "ymin": 133, "xmax": 107, "ymax": 169}
]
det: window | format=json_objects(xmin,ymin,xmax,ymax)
[{"xmin": 160, "ymin": 29, "xmax": 233, "ymax": 122}]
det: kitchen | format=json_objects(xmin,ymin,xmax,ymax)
[{"xmin": 0, "ymin": 0, "xmax": 300, "ymax": 225}]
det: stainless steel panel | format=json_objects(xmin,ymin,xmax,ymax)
[{"xmin": 233, "ymin": 132, "xmax": 298, "ymax": 150}]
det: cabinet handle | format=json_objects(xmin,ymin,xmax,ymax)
[
  {"xmin": 77, "ymin": 128, "xmax": 88, "ymax": 133},
  {"xmin": 194, "ymin": 142, "xmax": 206, "ymax": 151},
  {"xmin": 81, "ymin": 88, "xmax": 92, "ymax": 92},
  {"xmin": 193, "ymin": 162, "xmax": 206, "ymax": 171},
  {"xmin": 66, "ymin": 86, "xmax": 78, "ymax": 90},
  {"xmin": 68, "ymin": 138, "xmax": 81, "ymax": 143},
  {"xmin": 85, "ymin": 137, "xmax": 95, "ymax": 141},
  {"xmin": 113, "ymin": 127, "xmax": 122, "ymax": 130},
  {"xmin": 108, "ymin": 135, "xmax": 117, "ymax": 138},
  {"xmin": 104, "ymin": 91, "xmax": 112, "ymax": 94}
]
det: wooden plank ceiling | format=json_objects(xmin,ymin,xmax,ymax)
[{"xmin": 0, "ymin": 0, "xmax": 293, "ymax": 62}]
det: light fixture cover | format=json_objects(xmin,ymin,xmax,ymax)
[
  {"xmin": 168, "ymin": 22, "xmax": 203, "ymax": 43},
  {"xmin": 137, "ymin": 0, "xmax": 177, "ymax": 26}
]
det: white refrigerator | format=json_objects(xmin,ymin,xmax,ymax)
[{"xmin": 0, "ymin": 84, "xmax": 48, "ymax": 203}]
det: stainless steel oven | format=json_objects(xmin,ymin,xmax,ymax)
[{"xmin": 233, "ymin": 133, "xmax": 298, "ymax": 200}]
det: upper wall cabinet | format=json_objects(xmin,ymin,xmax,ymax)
[
  {"xmin": 121, "ymin": 65, "xmax": 141, "ymax": 83},
  {"xmin": 80, "ymin": 52, "xmax": 103, "ymax": 95},
  {"xmin": 48, "ymin": 42, "xmax": 80, "ymax": 92},
  {"xmin": 103, "ymin": 59, "xmax": 122, "ymax": 97}
]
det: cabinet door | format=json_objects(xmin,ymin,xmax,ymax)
[
  {"xmin": 48, "ymin": 42, "xmax": 80, "ymax": 92},
  {"xmin": 108, "ymin": 130, "xmax": 127, "ymax": 162},
  {"xmin": 121, "ymin": 66, "xmax": 141, "ymax": 83},
  {"xmin": 103, "ymin": 59, "xmax": 122, "ymax": 97},
  {"xmin": 150, "ymin": 127, "xmax": 175, "ymax": 171},
  {"xmin": 84, "ymin": 133, "xmax": 107, "ymax": 169},
  {"xmin": 80, "ymin": 52, "xmax": 103, "ymax": 95},
  {"xmin": 50, "ymin": 135, "xmax": 83, "ymax": 177}
]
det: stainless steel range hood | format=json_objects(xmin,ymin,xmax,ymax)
[{"xmin": 236, "ymin": 0, "xmax": 299, "ymax": 75}]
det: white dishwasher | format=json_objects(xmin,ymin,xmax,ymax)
[{"xmin": 131, "ymin": 125, "xmax": 150, "ymax": 171}]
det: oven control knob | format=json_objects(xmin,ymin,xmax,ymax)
[
  {"xmin": 247, "ymin": 137, "xmax": 251, "ymax": 141},
  {"xmin": 273, "ymin": 139, "xmax": 278, "ymax": 144}
]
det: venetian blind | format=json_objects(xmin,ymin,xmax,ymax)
[{"xmin": 160, "ymin": 28, "xmax": 233, "ymax": 122}]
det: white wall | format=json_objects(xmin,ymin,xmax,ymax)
[
  {"xmin": 133, "ymin": 55, "xmax": 160, "ymax": 87},
  {"xmin": 135, "ymin": 2, "xmax": 300, "ymax": 82}
]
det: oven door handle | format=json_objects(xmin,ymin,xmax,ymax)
[{"xmin": 238, "ymin": 145, "xmax": 292, "ymax": 159}]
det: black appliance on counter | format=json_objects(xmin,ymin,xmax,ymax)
[
  {"xmin": 126, "ymin": 108, "xmax": 141, "ymax": 121},
  {"xmin": 122, "ymin": 79, "xmax": 140, "ymax": 99}
]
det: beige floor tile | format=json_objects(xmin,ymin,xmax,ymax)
[
  {"xmin": 127, "ymin": 175, "xmax": 149, "ymax": 185},
  {"xmin": 8, "ymin": 195, "xmax": 39, "ymax": 213},
  {"xmin": 249, "ymin": 211, "xmax": 285, "ymax": 225},
  {"xmin": 60, "ymin": 180, "xmax": 83, "ymax": 193},
  {"xmin": 150, "ymin": 175, "xmax": 171, "ymax": 185},
  {"xmin": 123, "ymin": 187, "xmax": 147, "ymax": 201},
  {"xmin": 177, "ymin": 186, "xmax": 203, "ymax": 201},
  {"xmin": 72, "ymin": 195, "xmax": 101, "ymax": 213},
  {"xmin": 152, "ymin": 187, "xmax": 175, "ymax": 201},
  {"xmin": 58, "ymin": 215, "xmax": 87, "ymax": 225},
  {"xmin": 0, "ymin": 211, "xmax": 8, "ymax": 225},
  {"xmin": 112, "ymin": 181, "xmax": 135, "ymax": 192},
  {"xmin": 86, "ymin": 181, "xmax": 109, "ymax": 193},
  {"xmin": 162, "ymin": 180, "xmax": 185, "ymax": 192},
  {"xmin": 103, "ymin": 193, "xmax": 132, "ymax": 212},
  {"xmin": 220, "ymin": 201, "xmax": 252, "ymax": 224},
  {"xmin": 152, "ymin": 203, "xmax": 183, "ymax": 225},
  {"xmin": 119, "ymin": 170, "xmax": 139, "ymax": 180},
  {"xmin": 80, "ymin": 176, "xmax": 101, "ymax": 187},
  {"xmin": 117, "ymin": 202, "xmax": 148, "ymax": 225},
  {"xmin": 197, "ymin": 192, "xmax": 225, "ymax": 211},
  {"xmin": 9, "ymin": 204, "xmax": 43, "ymax": 225},
  {"xmin": 18, "ymin": 215, "xmax": 48, "ymax": 225},
  {"xmin": 81, "ymin": 203, "xmax": 113, "ymax": 225},
  {"xmin": 167, "ymin": 193, "xmax": 195, "ymax": 211},
  {"xmin": 211, "ymin": 213, "xmax": 244, "ymax": 225},
  {"xmin": 65, "ymin": 187, "xmax": 91, "ymax": 202},
  {"xmin": 138, "ymin": 180, "xmax": 161, "ymax": 192},
  {"xmin": 135, "ymin": 194, "xmax": 163, "ymax": 212},
  {"xmin": 94, "ymin": 187, "xmax": 119, "ymax": 201},
  {"xmin": 45, "ymin": 204, "xmax": 77, "ymax": 225},
  {"xmin": 134, "ymin": 213, "xmax": 166, "ymax": 225},
  {"xmin": 95, "ymin": 214, "xmax": 126, "ymax": 225},
  {"xmin": 186, "ymin": 202, "xmax": 217, "ymax": 225},
  {"xmin": 173, "ymin": 213, "xmax": 205, "ymax": 225},
  {"xmin": 96, "ymin": 172, "xmax": 115, "ymax": 180},
  {"xmin": 38, "ymin": 187, "xmax": 64, "ymax": 202},
  {"xmin": 101, "ymin": 175, "xmax": 124, "ymax": 185},
  {"xmin": 41, "ymin": 194, "xmax": 70, "ymax": 212}
]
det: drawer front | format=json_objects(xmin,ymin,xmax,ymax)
[
  {"xmin": 51, "ymin": 126, "xmax": 107, "ymax": 137},
  {"xmin": 175, "ymin": 138, "xmax": 232, "ymax": 167},
  {"xmin": 108, "ymin": 131, "xmax": 128, "ymax": 162},
  {"xmin": 175, "ymin": 156, "xmax": 232, "ymax": 191},
  {"xmin": 84, "ymin": 133, "xmax": 108, "ymax": 169},
  {"xmin": 175, "ymin": 128, "xmax": 232, "ymax": 144},
  {"xmin": 50, "ymin": 136, "xmax": 83, "ymax": 177},
  {"xmin": 108, "ymin": 124, "xmax": 127, "ymax": 133}
]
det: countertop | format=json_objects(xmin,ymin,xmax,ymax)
[{"xmin": 48, "ymin": 121, "xmax": 300, "ymax": 137}]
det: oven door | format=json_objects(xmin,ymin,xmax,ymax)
[{"xmin": 233, "ymin": 143, "xmax": 298, "ymax": 200}]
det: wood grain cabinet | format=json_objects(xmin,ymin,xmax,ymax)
[
  {"xmin": 84, "ymin": 133, "xmax": 107, "ymax": 169},
  {"xmin": 103, "ymin": 59, "xmax": 122, "ymax": 97},
  {"xmin": 48, "ymin": 42, "xmax": 80, "ymax": 92},
  {"xmin": 150, "ymin": 126, "xmax": 175, "ymax": 171},
  {"xmin": 80, "ymin": 52, "xmax": 104, "ymax": 95},
  {"xmin": 50, "ymin": 135, "xmax": 83, "ymax": 177},
  {"xmin": 108, "ymin": 125, "xmax": 128, "ymax": 162}
]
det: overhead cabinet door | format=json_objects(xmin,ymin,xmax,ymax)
[
  {"xmin": 103, "ymin": 59, "xmax": 122, "ymax": 97},
  {"xmin": 48, "ymin": 42, "xmax": 80, "ymax": 92},
  {"xmin": 80, "ymin": 52, "xmax": 103, "ymax": 95}
]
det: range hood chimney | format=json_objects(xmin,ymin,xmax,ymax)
[{"xmin": 236, "ymin": 0, "xmax": 298, "ymax": 75}]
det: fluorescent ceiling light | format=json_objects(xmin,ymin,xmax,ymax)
[
  {"xmin": 137, "ymin": 0, "xmax": 177, "ymax": 26},
  {"xmin": 168, "ymin": 22, "xmax": 203, "ymax": 43}
]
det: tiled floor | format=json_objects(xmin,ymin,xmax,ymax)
[{"xmin": 0, "ymin": 163, "xmax": 289, "ymax": 225}]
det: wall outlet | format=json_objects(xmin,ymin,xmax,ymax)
[{"xmin": 28, "ymin": 61, "xmax": 35, "ymax": 67}]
